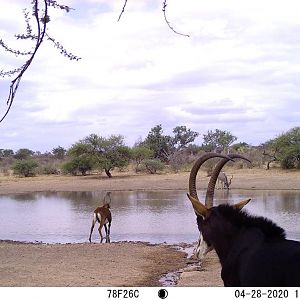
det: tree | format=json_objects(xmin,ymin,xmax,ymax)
[
  {"xmin": 73, "ymin": 134, "xmax": 131, "ymax": 178},
  {"xmin": 172, "ymin": 125, "xmax": 199, "ymax": 151},
  {"xmin": 52, "ymin": 146, "xmax": 66, "ymax": 159},
  {"xmin": 264, "ymin": 127, "xmax": 300, "ymax": 169},
  {"xmin": 14, "ymin": 148, "xmax": 34, "ymax": 160},
  {"xmin": 202, "ymin": 129, "xmax": 237, "ymax": 153},
  {"xmin": 131, "ymin": 146, "xmax": 154, "ymax": 172},
  {"xmin": 13, "ymin": 159, "xmax": 39, "ymax": 177},
  {"xmin": 68, "ymin": 142, "xmax": 90, "ymax": 157},
  {"xmin": 0, "ymin": 149, "xmax": 14, "ymax": 157},
  {"xmin": 143, "ymin": 124, "xmax": 198, "ymax": 161},
  {"xmin": 143, "ymin": 125, "xmax": 172, "ymax": 161},
  {"xmin": 281, "ymin": 146, "xmax": 300, "ymax": 169},
  {"xmin": 98, "ymin": 136, "xmax": 132, "ymax": 177},
  {"xmin": 231, "ymin": 142, "xmax": 251, "ymax": 153},
  {"xmin": 65, "ymin": 142, "xmax": 96, "ymax": 176},
  {"xmin": 62, "ymin": 154, "xmax": 95, "ymax": 176}
]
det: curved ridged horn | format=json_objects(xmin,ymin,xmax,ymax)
[
  {"xmin": 205, "ymin": 154, "xmax": 252, "ymax": 206},
  {"xmin": 188, "ymin": 153, "xmax": 231, "ymax": 205},
  {"xmin": 187, "ymin": 193, "xmax": 209, "ymax": 218}
]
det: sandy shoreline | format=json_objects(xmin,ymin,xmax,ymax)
[
  {"xmin": 0, "ymin": 239, "xmax": 222, "ymax": 287},
  {"xmin": 0, "ymin": 169, "xmax": 299, "ymax": 287},
  {"xmin": 0, "ymin": 240, "xmax": 188, "ymax": 287}
]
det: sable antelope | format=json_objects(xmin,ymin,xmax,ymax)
[
  {"xmin": 89, "ymin": 192, "xmax": 112, "ymax": 243},
  {"xmin": 187, "ymin": 153, "xmax": 300, "ymax": 286}
]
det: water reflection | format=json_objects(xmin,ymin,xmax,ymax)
[{"xmin": 0, "ymin": 190, "xmax": 299, "ymax": 244}]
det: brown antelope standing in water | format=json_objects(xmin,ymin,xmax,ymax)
[{"xmin": 89, "ymin": 192, "xmax": 112, "ymax": 243}]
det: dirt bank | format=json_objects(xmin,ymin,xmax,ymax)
[
  {"xmin": 0, "ymin": 241, "xmax": 187, "ymax": 287},
  {"xmin": 0, "ymin": 168, "xmax": 299, "ymax": 195}
]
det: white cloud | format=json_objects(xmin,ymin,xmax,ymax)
[{"xmin": 0, "ymin": 0, "xmax": 300, "ymax": 151}]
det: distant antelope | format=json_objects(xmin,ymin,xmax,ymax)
[
  {"xmin": 217, "ymin": 172, "xmax": 233, "ymax": 189},
  {"xmin": 89, "ymin": 192, "xmax": 112, "ymax": 243}
]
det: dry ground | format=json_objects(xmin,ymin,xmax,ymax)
[
  {"xmin": 0, "ymin": 168, "xmax": 299, "ymax": 287},
  {"xmin": 0, "ymin": 241, "xmax": 186, "ymax": 287},
  {"xmin": 0, "ymin": 168, "xmax": 299, "ymax": 194}
]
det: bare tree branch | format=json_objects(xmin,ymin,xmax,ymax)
[
  {"xmin": 118, "ymin": 0, "xmax": 190, "ymax": 38},
  {"xmin": 162, "ymin": 0, "xmax": 190, "ymax": 37},
  {"xmin": 118, "ymin": 0, "xmax": 128, "ymax": 22},
  {"xmin": 0, "ymin": 0, "xmax": 48, "ymax": 123},
  {"xmin": 0, "ymin": 0, "xmax": 80, "ymax": 124}
]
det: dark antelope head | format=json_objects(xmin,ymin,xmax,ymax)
[{"xmin": 187, "ymin": 153, "xmax": 251, "ymax": 260}]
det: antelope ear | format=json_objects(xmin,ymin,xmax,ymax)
[
  {"xmin": 187, "ymin": 193, "xmax": 209, "ymax": 218},
  {"xmin": 232, "ymin": 198, "xmax": 251, "ymax": 210}
]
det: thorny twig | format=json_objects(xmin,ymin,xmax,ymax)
[
  {"xmin": 117, "ymin": 0, "xmax": 128, "ymax": 22},
  {"xmin": 0, "ymin": 0, "xmax": 79, "ymax": 124},
  {"xmin": 118, "ymin": 0, "xmax": 190, "ymax": 37},
  {"xmin": 162, "ymin": 0, "xmax": 189, "ymax": 37},
  {"xmin": 0, "ymin": 0, "xmax": 48, "ymax": 123}
]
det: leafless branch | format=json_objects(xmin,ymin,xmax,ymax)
[
  {"xmin": 0, "ymin": 0, "xmax": 48, "ymax": 123},
  {"xmin": 118, "ymin": 0, "xmax": 190, "ymax": 38},
  {"xmin": 162, "ymin": 0, "xmax": 189, "ymax": 37},
  {"xmin": 118, "ymin": 0, "xmax": 128, "ymax": 22},
  {"xmin": 0, "ymin": 0, "xmax": 79, "ymax": 124}
]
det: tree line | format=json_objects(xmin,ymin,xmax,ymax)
[{"xmin": 1, "ymin": 125, "xmax": 299, "ymax": 177}]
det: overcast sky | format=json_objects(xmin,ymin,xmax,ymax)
[{"xmin": 1, "ymin": 0, "xmax": 300, "ymax": 152}]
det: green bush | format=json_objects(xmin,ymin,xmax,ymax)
[
  {"xmin": 280, "ymin": 145, "xmax": 300, "ymax": 169},
  {"xmin": 264, "ymin": 127, "xmax": 300, "ymax": 170},
  {"xmin": 43, "ymin": 164, "xmax": 60, "ymax": 175},
  {"xmin": 13, "ymin": 160, "xmax": 39, "ymax": 177},
  {"xmin": 61, "ymin": 160, "xmax": 78, "ymax": 175},
  {"xmin": 62, "ymin": 154, "xmax": 94, "ymax": 176},
  {"xmin": 142, "ymin": 159, "xmax": 165, "ymax": 174}
]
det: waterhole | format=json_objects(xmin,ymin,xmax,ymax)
[{"xmin": 0, "ymin": 190, "xmax": 299, "ymax": 243}]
